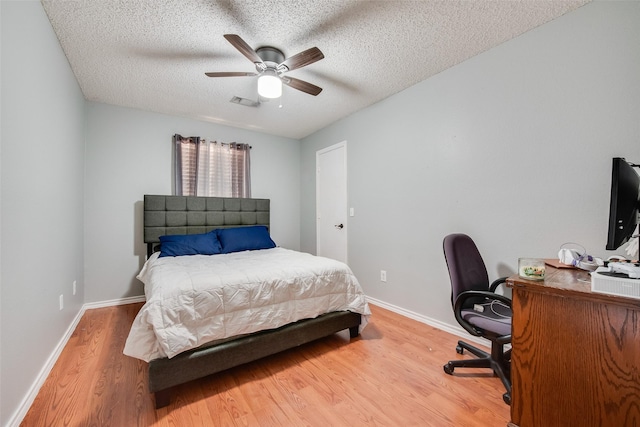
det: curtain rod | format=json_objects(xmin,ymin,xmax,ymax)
[
  {"xmin": 174, "ymin": 134, "xmax": 251, "ymax": 149},
  {"xmin": 199, "ymin": 140, "xmax": 252, "ymax": 150}
]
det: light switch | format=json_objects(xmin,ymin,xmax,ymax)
[{"xmin": 349, "ymin": 208, "xmax": 355, "ymax": 217}]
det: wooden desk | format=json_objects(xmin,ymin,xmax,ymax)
[{"xmin": 506, "ymin": 266, "xmax": 640, "ymax": 427}]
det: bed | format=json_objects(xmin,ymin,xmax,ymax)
[{"xmin": 124, "ymin": 195, "xmax": 370, "ymax": 408}]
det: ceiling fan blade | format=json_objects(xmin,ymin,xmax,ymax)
[
  {"xmin": 224, "ymin": 34, "xmax": 264, "ymax": 67},
  {"xmin": 205, "ymin": 72, "xmax": 258, "ymax": 77},
  {"xmin": 282, "ymin": 76, "xmax": 323, "ymax": 96},
  {"xmin": 279, "ymin": 47, "xmax": 324, "ymax": 72}
]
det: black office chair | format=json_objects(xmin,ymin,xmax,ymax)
[{"xmin": 442, "ymin": 233, "xmax": 512, "ymax": 405}]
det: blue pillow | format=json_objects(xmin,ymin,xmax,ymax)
[
  {"xmin": 159, "ymin": 231, "xmax": 222, "ymax": 257},
  {"xmin": 217, "ymin": 226, "xmax": 276, "ymax": 254}
]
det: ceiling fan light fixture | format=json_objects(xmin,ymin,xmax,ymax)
[
  {"xmin": 257, "ymin": 70, "xmax": 282, "ymax": 99},
  {"xmin": 206, "ymin": 35, "xmax": 323, "ymax": 98}
]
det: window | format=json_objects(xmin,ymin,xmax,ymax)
[{"xmin": 173, "ymin": 134, "xmax": 251, "ymax": 197}]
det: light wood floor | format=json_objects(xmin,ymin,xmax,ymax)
[{"xmin": 21, "ymin": 303, "xmax": 510, "ymax": 426}]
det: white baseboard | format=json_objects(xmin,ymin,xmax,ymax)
[
  {"xmin": 82, "ymin": 295, "xmax": 146, "ymax": 310},
  {"xmin": 365, "ymin": 296, "xmax": 490, "ymax": 349},
  {"xmin": 7, "ymin": 295, "xmax": 145, "ymax": 427},
  {"xmin": 7, "ymin": 305, "xmax": 86, "ymax": 427}
]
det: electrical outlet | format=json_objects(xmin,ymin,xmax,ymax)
[
  {"xmin": 380, "ymin": 270, "xmax": 387, "ymax": 282},
  {"xmin": 59, "ymin": 294, "xmax": 64, "ymax": 311},
  {"xmin": 73, "ymin": 280, "xmax": 77, "ymax": 296}
]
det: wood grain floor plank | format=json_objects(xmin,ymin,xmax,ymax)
[{"xmin": 21, "ymin": 303, "xmax": 510, "ymax": 426}]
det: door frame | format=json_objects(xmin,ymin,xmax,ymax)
[{"xmin": 316, "ymin": 140, "xmax": 348, "ymax": 262}]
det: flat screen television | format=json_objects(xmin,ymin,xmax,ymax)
[{"xmin": 606, "ymin": 157, "xmax": 640, "ymax": 250}]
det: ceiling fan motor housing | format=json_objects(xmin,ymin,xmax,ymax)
[{"xmin": 255, "ymin": 47, "xmax": 285, "ymax": 71}]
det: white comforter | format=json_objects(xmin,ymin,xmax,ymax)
[{"xmin": 123, "ymin": 247, "xmax": 370, "ymax": 362}]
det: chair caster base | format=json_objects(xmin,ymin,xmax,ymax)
[
  {"xmin": 503, "ymin": 392, "xmax": 511, "ymax": 405},
  {"xmin": 443, "ymin": 362, "xmax": 454, "ymax": 375}
]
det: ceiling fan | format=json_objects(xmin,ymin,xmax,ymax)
[{"xmin": 205, "ymin": 34, "xmax": 324, "ymax": 99}]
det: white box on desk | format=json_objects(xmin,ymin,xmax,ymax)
[{"xmin": 591, "ymin": 269, "xmax": 640, "ymax": 299}]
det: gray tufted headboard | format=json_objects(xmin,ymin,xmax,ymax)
[{"xmin": 143, "ymin": 195, "xmax": 270, "ymax": 256}]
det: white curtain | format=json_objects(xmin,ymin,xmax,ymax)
[{"xmin": 174, "ymin": 134, "xmax": 251, "ymax": 198}]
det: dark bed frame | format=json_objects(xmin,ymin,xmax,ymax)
[{"xmin": 142, "ymin": 195, "xmax": 362, "ymax": 408}]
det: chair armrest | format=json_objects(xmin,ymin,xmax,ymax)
[
  {"xmin": 453, "ymin": 290, "xmax": 512, "ymax": 337},
  {"xmin": 489, "ymin": 277, "xmax": 509, "ymax": 293},
  {"xmin": 454, "ymin": 290, "xmax": 512, "ymax": 310}
]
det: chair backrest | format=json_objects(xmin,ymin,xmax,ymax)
[{"xmin": 443, "ymin": 233, "xmax": 490, "ymax": 307}]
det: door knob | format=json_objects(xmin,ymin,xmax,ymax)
[{"xmin": 335, "ymin": 224, "xmax": 344, "ymax": 229}]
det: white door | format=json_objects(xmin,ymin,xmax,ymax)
[{"xmin": 316, "ymin": 141, "xmax": 347, "ymax": 263}]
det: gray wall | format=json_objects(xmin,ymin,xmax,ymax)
[
  {"xmin": 301, "ymin": 1, "xmax": 640, "ymax": 325},
  {"xmin": 1, "ymin": 2, "xmax": 86, "ymax": 425},
  {"xmin": 84, "ymin": 102, "xmax": 301, "ymax": 302}
]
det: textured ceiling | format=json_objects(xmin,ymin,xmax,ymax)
[{"xmin": 41, "ymin": 0, "xmax": 589, "ymax": 139}]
